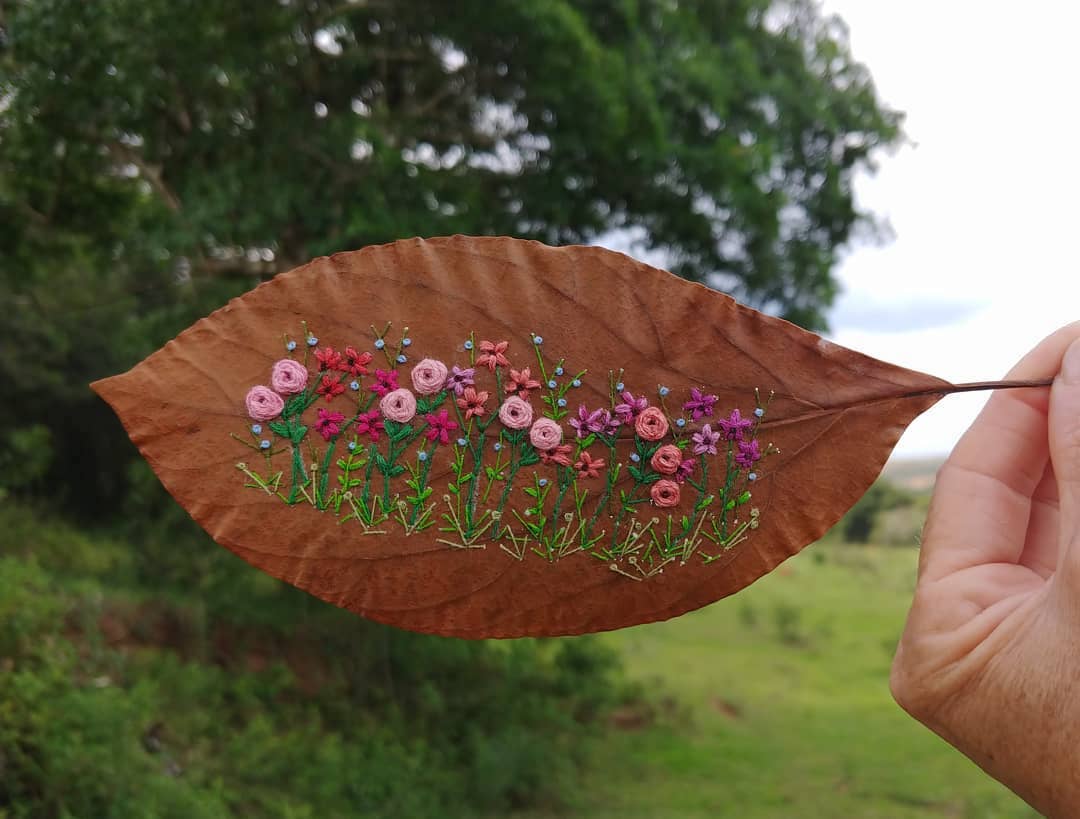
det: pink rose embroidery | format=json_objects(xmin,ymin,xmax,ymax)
[
  {"xmin": 380, "ymin": 388, "xmax": 417, "ymax": 423},
  {"xmin": 528, "ymin": 417, "xmax": 563, "ymax": 450},
  {"xmin": 271, "ymin": 359, "xmax": 309, "ymax": 395},
  {"xmin": 498, "ymin": 396, "xmax": 533, "ymax": 430},
  {"xmin": 245, "ymin": 386, "xmax": 285, "ymax": 421},
  {"xmin": 410, "ymin": 358, "xmax": 448, "ymax": 395}
]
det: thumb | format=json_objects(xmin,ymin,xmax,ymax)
[{"xmin": 1052, "ymin": 337, "xmax": 1080, "ymax": 570}]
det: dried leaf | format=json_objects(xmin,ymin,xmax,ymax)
[{"xmin": 90, "ymin": 236, "xmax": 1014, "ymax": 638}]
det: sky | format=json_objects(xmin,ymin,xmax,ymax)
[{"xmin": 817, "ymin": 1, "xmax": 1080, "ymax": 456}]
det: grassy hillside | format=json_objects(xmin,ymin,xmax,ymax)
[{"xmin": 533, "ymin": 543, "xmax": 1036, "ymax": 819}]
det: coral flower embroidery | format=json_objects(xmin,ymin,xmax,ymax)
[
  {"xmin": 574, "ymin": 451, "xmax": 605, "ymax": 479},
  {"xmin": 540, "ymin": 444, "xmax": 574, "ymax": 467},
  {"xmin": 476, "ymin": 340, "xmax": 510, "ymax": 371},
  {"xmin": 457, "ymin": 387, "xmax": 489, "ymax": 420},
  {"xmin": 505, "ymin": 367, "xmax": 542, "ymax": 398}
]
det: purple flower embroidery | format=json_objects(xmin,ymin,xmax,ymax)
[
  {"xmin": 691, "ymin": 423, "xmax": 720, "ymax": 456},
  {"xmin": 683, "ymin": 387, "xmax": 718, "ymax": 421},
  {"xmin": 569, "ymin": 404, "xmax": 607, "ymax": 438},
  {"xmin": 717, "ymin": 408, "xmax": 753, "ymax": 441},
  {"xmin": 446, "ymin": 365, "xmax": 475, "ymax": 396},
  {"xmin": 735, "ymin": 438, "xmax": 761, "ymax": 468},
  {"xmin": 675, "ymin": 457, "xmax": 697, "ymax": 483},
  {"xmin": 613, "ymin": 391, "xmax": 648, "ymax": 424},
  {"xmin": 315, "ymin": 408, "xmax": 345, "ymax": 441}
]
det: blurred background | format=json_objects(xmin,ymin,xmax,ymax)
[{"xmin": 0, "ymin": 1, "xmax": 1063, "ymax": 816}]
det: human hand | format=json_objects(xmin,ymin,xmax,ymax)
[{"xmin": 891, "ymin": 323, "xmax": 1080, "ymax": 818}]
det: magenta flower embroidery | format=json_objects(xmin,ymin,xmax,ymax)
[
  {"xmin": 569, "ymin": 405, "xmax": 606, "ymax": 438},
  {"xmin": 423, "ymin": 409, "xmax": 459, "ymax": 445},
  {"xmin": 315, "ymin": 408, "xmax": 345, "ymax": 441},
  {"xmin": 446, "ymin": 365, "xmax": 475, "ymax": 396},
  {"xmin": 691, "ymin": 423, "xmax": 720, "ymax": 456},
  {"xmin": 735, "ymin": 438, "xmax": 761, "ymax": 468},
  {"xmin": 614, "ymin": 391, "xmax": 648, "ymax": 423},
  {"xmin": 245, "ymin": 386, "xmax": 285, "ymax": 421},
  {"xmin": 354, "ymin": 409, "xmax": 384, "ymax": 442},
  {"xmin": 717, "ymin": 409, "xmax": 753, "ymax": 441},
  {"xmin": 370, "ymin": 369, "xmax": 399, "ymax": 397},
  {"xmin": 683, "ymin": 387, "xmax": 718, "ymax": 421}
]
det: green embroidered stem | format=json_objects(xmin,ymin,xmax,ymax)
[
  {"xmin": 584, "ymin": 438, "xmax": 620, "ymax": 545},
  {"xmin": 491, "ymin": 430, "xmax": 528, "ymax": 538}
]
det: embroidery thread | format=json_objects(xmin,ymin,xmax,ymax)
[{"xmin": 233, "ymin": 325, "xmax": 774, "ymax": 579}]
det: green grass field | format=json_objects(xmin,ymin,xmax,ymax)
[{"xmin": 536, "ymin": 543, "xmax": 1038, "ymax": 819}]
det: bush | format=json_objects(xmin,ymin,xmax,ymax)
[{"xmin": 0, "ymin": 504, "xmax": 626, "ymax": 818}]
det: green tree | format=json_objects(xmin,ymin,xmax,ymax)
[{"xmin": 1, "ymin": 0, "xmax": 899, "ymax": 508}]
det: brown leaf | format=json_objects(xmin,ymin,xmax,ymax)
[{"xmin": 92, "ymin": 236, "xmax": 959, "ymax": 638}]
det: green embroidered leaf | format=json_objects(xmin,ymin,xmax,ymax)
[
  {"xmin": 290, "ymin": 426, "xmax": 307, "ymax": 444},
  {"xmin": 268, "ymin": 421, "xmax": 291, "ymax": 438}
]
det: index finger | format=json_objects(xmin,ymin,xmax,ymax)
[{"xmin": 919, "ymin": 322, "xmax": 1080, "ymax": 582}]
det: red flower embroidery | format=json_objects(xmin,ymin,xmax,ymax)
[
  {"xmin": 504, "ymin": 367, "xmax": 542, "ymax": 399},
  {"xmin": 457, "ymin": 387, "xmax": 489, "ymax": 420},
  {"xmin": 540, "ymin": 444, "xmax": 574, "ymax": 467},
  {"xmin": 574, "ymin": 451, "xmax": 605, "ymax": 479},
  {"xmin": 342, "ymin": 346, "xmax": 373, "ymax": 377},
  {"xmin": 314, "ymin": 346, "xmax": 343, "ymax": 372},
  {"xmin": 316, "ymin": 374, "xmax": 345, "ymax": 401},
  {"xmin": 476, "ymin": 339, "xmax": 510, "ymax": 371}
]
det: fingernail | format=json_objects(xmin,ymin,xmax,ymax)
[{"xmin": 1063, "ymin": 338, "xmax": 1080, "ymax": 385}]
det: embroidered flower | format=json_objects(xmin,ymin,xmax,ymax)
[
  {"xmin": 314, "ymin": 346, "xmax": 343, "ymax": 372},
  {"xmin": 601, "ymin": 410, "xmax": 621, "ymax": 437},
  {"xmin": 634, "ymin": 407, "xmax": 669, "ymax": 441},
  {"xmin": 316, "ymin": 374, "xmax": 346, "ymax": 402},
  {"xmin": 446, "ymin": 365, "xmax": 475, "ymax": 396},
  {"xmin": 423, "ymin": 409, "xmax": 459, "ymax": 445},
  {"xmin": 499, "ymin": 395, "xmax": 533, "ymax": 429},
  {"xmin": 245, "ymin": 386, "xmax": 285, "ymax": 421},
  {"xmin": 380, "ymin": 388, "xmax": 417, "ymax": 423},
  {"xmin": 457, "ymin": 387, "xmax": 489, "ymax": 420},
  {"xmin": 614, "ymin": 391, "xmax": 648, "ymax": 423},
  {"xmin": 342, "ymin": 346, "xmax": 373, "ymax": 377},
  {"xmin": 410, "ymin": 358, "xmax": 448, "ymax": 395},
  {"xmin": 354, "ymin": 409, "xmax": 384, "ymax": 442},
  {"xmin": 370, "ymin": 369, "xmax": 399, "ymax": 397},
  {"xmin": 505, "ymin": 367, "xmax": 542, "ymax": 399},
  {"xmin": 691, "ymin": 423, "xmax": 720, "ymax": 456},
  {"xmin": 270, "ymin": 359, "xmax": 308, "ymax": 395},
  {"xmin": 682, "ymin": 387, "xmax": 717, "ymax": 420},
  {"xmin": 476, "ymin": 339, "xmax": 510, "ymax": 371},
  {"xmin": 675, "ymin": 457, "xmax": 697, "ymax": 483},
  {"xmin": 569, "ymin": 405, "xmax": 606, "ymax": 438},
  {"xmin": 735, "ymin": 438, "xmax": 762, "ymax": 468},
  {"xmin": 315, "ymin": 408, "xmax": 345, "ymax": 441},
  {"xmin": 650, "ymin": 479, "xmax": 681, "ymax": 508},
  {"xmin": 717, "ymin": 408, "xmax": 753, "ymax": 441},
  {"xmin": 650, "ymin": 444, "xmax": 683, "ymax": 476},
  {"xmin": 529, "ymin": 417, "xmax": 563, "ymax": 450},
  {"xmin": 540, "ymin": 444, "xmax": 574, "ymax": 467},
  {"xmin": 574, "ymin": 451, "xmax": 605, "ymax": 479}
]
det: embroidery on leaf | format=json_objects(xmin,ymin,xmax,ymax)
[{"xmin": 234, "ymin": 324, "xmax": 774, "ymax": 579}]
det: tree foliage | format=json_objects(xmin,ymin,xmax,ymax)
[{"xmin": 0, "ymin": 0, "xmax": 899, "ymax": 511}]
